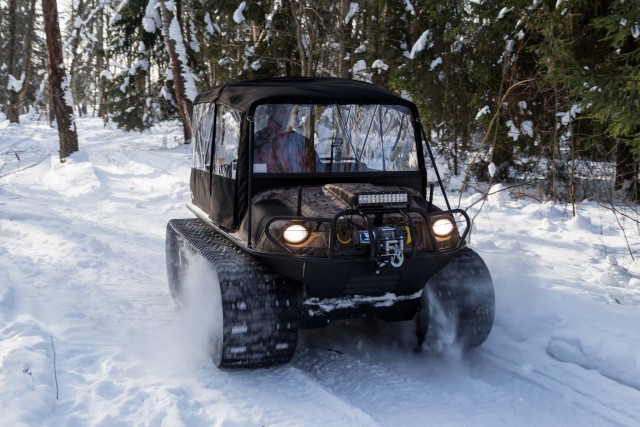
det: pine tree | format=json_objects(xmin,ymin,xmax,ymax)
[
  {"xmin": 581, "ymin": 0, "xmax": 640, "ymax": 195},
  {"xmin": 539, "ymin": 0, "xmax": 640, "ymax": 198}
]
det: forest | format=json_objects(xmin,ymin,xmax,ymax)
[{"xmin": 1, "ymin": 0, "xmax": 640, "ymax": 204}]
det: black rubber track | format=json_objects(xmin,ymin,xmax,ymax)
[
  {"xmin": 417, "ymin": 247, "xmax": 495, "ymax": 351},
  {"xmin": 166, "ymin": 218, "xmax": 301, "ymax": 369}
]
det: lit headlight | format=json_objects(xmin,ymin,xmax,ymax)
[
  {"xmin": 283, "ymin": 224, "xmax": 309, "ymax": 245},
  {"xmin": 432, "ymin": 218, "xmax": 455, "ymax": 237}
]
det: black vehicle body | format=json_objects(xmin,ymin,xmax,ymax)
[{"xmin": 167, "ymin": 77, "xmax": 494, "ymax": 368}]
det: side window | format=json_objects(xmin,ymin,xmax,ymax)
[
  {"xmin": 192, "ymin": 103, "xmax": 216, "ymax": 170},
  {"xmin": 214, "ymin": 105, "xmax": 241, "ymax": 178}
]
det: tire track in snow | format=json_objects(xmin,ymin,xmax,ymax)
[
  {"xmin": 292, "ymin": 348, "xmax": 514, "ymax": 426},
  {"xmin": 196, "ymin": 364, "xmax": 380, "ymax": 426},
  {"xmin": 475, "ymin": 347, "xmax": 640, "ymax": 426},
  {"xmin": 291, "ymin": 341, "xmax": 635, "ymax": 427}
]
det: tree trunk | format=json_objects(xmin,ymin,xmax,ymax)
[
  {"xmin": 42, "ymin": 0, "xmax": 79, "ymax": 160},
  {"xmin": 6, "ymin": 0, "xmax": 19, "ymax": 123},
  {"xmin": 16, "ymin": 0, "xmax": 38, "ymax": 114},
  {"xmin": 95, "ymin": 2, "xmax": 109, "ymax": 126},
  {"xmin": 157, "ymin": 0, "xmax": 193, "ymax": 143},
  {"xmin": 615, "ymin": 139, "xmax": 638, "ymax": 199},
  {"xmin": 290, "ymin": 1, "xmax": 308, "ymax": 76},
  {"xmin": 69, "ymin": 0, "xmax": 86, "ymax": 118},
  {"xmin": 338, "ymin": 0, "xmax": 349, "ymax": 78}
]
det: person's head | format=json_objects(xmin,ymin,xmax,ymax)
[{"xmin": 266, "ymin": 104, "xmax": 296, "ymax": 134}]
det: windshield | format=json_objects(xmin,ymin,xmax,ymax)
[{"xmin": 253, "ymin": 104, "xmax": 419, "ymax": 174}]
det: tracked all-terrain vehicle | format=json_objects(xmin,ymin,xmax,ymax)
[{"xmin": 166, "ymin": 77, "xmax": 495, "ymax": 368}]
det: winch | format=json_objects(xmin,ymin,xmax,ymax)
[{"xmin": 353, "ymin": 225, "xmax": 408, "ymax": 268}]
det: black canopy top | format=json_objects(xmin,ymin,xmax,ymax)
[
  {"xmin": 190, "ymin": 77, "xmax": 427, "ymax": 231},
  {"xmin": 194, "ymin": 77, "xmax": 418, "ymax": 115}
]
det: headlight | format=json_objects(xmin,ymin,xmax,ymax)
[
  {"xmin": 432, "ymin": 218, "xmax": 454, "ymax": 237},
  {"xmin": 283, "ymin": 224, "xmax": 309, "ymax": 245}
]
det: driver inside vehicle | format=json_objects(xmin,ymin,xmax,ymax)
[{"xmin": 253, "ymin": 104, "xmax": 314, "ymax": 173}]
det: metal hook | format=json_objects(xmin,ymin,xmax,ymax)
[{"xmin": 391, "ymin": 251, "xmax": 404, "ymax": 268}]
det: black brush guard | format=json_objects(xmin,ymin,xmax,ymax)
[{"xmin": 261, "ymin": 206, "xmax": 471, "ymax": 261}]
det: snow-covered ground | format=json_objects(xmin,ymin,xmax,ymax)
[{"xmin": 1, "ymin": 116, "xmax": 639, "ymax": 426}]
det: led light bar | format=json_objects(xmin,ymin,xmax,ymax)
[{"xmin": 354, "ymin": 192, "xmax": 410, "ymax": 208}]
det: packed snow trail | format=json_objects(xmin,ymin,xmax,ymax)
[{"xmin": 1, "ymin": 117, "xmax": 639, "ymax": 426}]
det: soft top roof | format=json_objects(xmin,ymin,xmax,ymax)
[{"xmin": 194, "ymin": 77, "xmax": 417, "ymax": 114}]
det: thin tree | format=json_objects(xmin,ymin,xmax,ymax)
[
  {"xmin": 7, "ymin": 0, "xmax": 36, "ymax": 123},
  {"xmin": 158, "ymin": 0, "xmax": 193, "ymax": 143},
  {"xmin": 42, "ymin": 0, "xmax": 78, "ymax": 160},
  {"xmin": 96, "ymin": 1, "xmax": 109, "ymax": 127},
  {"xmin": 337, "ymin": 0, "xmax": 350, "ymax": 78},
  {"xmin": 5, "ymin": 0, "xmax": 18, "ymax": 122},
  {"xmin": 68, "ymin": 0, "xmax": 88, "ymax": 117}
]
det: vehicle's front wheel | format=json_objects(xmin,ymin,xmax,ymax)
[
  {"xmin": 166, "ymin": 218, "xmax": 301, "ymax": 368},
  {"xmin": 416, "ymin": 247, "xmax": 495, "ymax": 352}
]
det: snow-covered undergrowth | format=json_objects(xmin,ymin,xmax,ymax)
[
  {"xmin": 1, "ymin": 116, "xmax": 639, "ymax": 426},
  {"xmin": 465, "ymin": 183, "xmax": 640, "ymax": 391}
]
